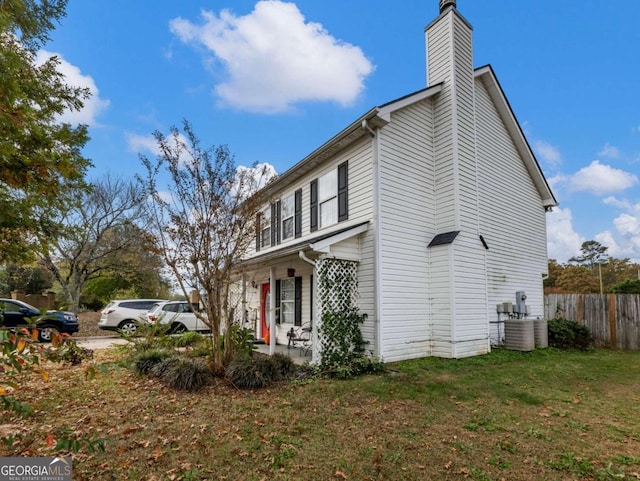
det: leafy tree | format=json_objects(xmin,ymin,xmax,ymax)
[
  {"xmin": 1, "ymin": 0, "xmax": 91, "ymax": 261},
  {"xmin": 568, "ymin": 240, "xmax": 609, "ymax": 267},
  {"xmin": 611, "ymin": 279, "xmax": 640, "ymax": 294},
  {"xmin": 568, "ymin": 241, "xmax": 609, "ymax": 294},
  {"xmin": 80, "ymin": 226, "xmax": 171, "ymax": 309},
  {"xmin": 36, "ymin": 175, "xmax": 148, "ymax": 312},
  {"xmin": 140, "ymin": 120, "xmax": 272, "ymax": 372},
  {"xmin": 0, "ymin": 262, "xmax": 53, "ymax": 295},
  {"xmin": 555, "ymin": 265, "xmax": 599, "ymax": 293},
  {"xmin": 601, "ymin": 257, "xmax": 640, "ymax": 293},
  {"xmin": 546, "ymin": 253, "xmax": 640, "ymax": 294},
  {"xmin": 543, "ymin": 259, "xmax": 564, "ymax": 293}
]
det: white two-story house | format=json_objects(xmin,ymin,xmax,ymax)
[{"xmin": 234, "ymin": 0, "xmax": 557, "ymax": 363}]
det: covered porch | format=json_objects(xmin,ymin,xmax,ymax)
[
  {"xmin": 254, "ymin": 342, "xmax": 311, "ymax": 365},
  {"xmin": 234, "ymin": 222, "xmax": 369, "ymax": 364}
]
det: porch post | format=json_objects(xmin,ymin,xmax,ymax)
[
  {"xmin": 241, "ymin": 273, "xmax": 247, "ymax": 327},
  {"xmin": 311, "ymin": 269, "xmax": 320, "ymax": 365},
  {"xmin": 269, "ymin": 267, "xmax": 276, "ymax": 355}
]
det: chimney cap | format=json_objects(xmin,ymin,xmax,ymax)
[{"xmin": 439, "ymin": 0, "xmax": 456, "ymax": 13}]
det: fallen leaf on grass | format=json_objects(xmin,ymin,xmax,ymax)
[
  {"xmin": 147, "ymin": 447, "xmax": 164, "ymax": 463},
  {"xmin": 335, "ymin": 470, "xmax": 348, "ymax": 479}
]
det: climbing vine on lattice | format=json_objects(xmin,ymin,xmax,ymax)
[{"xmin": 317, "ymin": 258, "xmax": 368, "ymax": 370}]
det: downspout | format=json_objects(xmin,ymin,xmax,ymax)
[
  {"xmin": 368, "ymin": 118, "xmax": 384, "ymax": 361},
  {"xmin": 299, "ymin": 250, "xmax": 315, "ymax": 266},
  {"xmin": 362, "ymin": 119, "xmax": 376, "ymax": 138}
]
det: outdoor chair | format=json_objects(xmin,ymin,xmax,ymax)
[{"xmin": 286, "ymin": 324, "xmax": 312, "ymax": 357}]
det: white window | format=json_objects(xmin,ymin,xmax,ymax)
[
  {"xmin": 280, "ymin": 279, "xmax": 295, "ymax": 324},
  {"xmin": 281, "ymin": 194, "xmax": 294, "ymax": 240},
  {"xmin": 261, "ymin": 206, "xmax": 271, "ymax": 248},
  {"xmin": 319, "ymin": 170, "xmax": 337, "ymax": 228}
]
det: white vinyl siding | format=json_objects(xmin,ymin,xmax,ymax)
[
  {"xmin": 377, "ymin": 99, "xmax": 436, "ymax": 363},
  {"xmin": 244, "ymin": 136, "xmax": 374, "ymax": 259},
  {"xmin": 475, "ymin": 78, "xmax": 548, "ymax": 343},
  {"xmin": 241, "ymin": 136, "xmax": 376, "ymax": 347}
]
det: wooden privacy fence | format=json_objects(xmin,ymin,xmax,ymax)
[{"xmin": 544, "ymin": 294, "xmax": 640, "ymax": 350}]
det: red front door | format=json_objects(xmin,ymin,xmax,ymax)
[{"xmin": 260, "ymin": 283, "xmax": 270, "ymax": 341}]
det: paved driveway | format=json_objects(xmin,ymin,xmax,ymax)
[{"xmin": 75, "ymin": 336, "xmax": 129, "ymax": 350}]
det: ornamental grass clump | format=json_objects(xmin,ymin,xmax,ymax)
[
  {"xmin": 226, "ymin": 353, "xmax": 299, "ymax": 389},
  {"xmin": 226, "ymin": 356, "xmax": 270, "ymax": 389},
  {"xmin": 268, "ymin": 353, "xmax": 297, "ymax": 381},
  {"xmin": 159, "ymin": 357, "xmax": 213, "ymax": 392},
  {"xmin": 132, "ymin": 348, "xmax": 173, "ymax": 376},
  {"xmin": 174, "ymin": 331, "xmax": 204, "ymax": 347}
]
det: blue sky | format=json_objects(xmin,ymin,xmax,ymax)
[{"xmin": 44, "ymin": 0, "xmax": 640, "ymax": 263}]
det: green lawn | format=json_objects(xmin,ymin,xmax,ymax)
[{"xmin": 5, "ymin": 348, "xmax": 640, "ymax": 480}]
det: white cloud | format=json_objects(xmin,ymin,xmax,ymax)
[
  {"xmin": 607, "ymin": 213, "xmax": 640, "ymax": 262},
  {"xmin": 233, "ymin": 163, "xmax": 278, "ymax": 199},
  {"xmin": 169, "ymin": 1, "xmax": 374, "ymax": 113},
  {"xmin": 594, "ymin": 230, "xmax": 621, "ymax": 257},
  {"xmin": 568, "ymin": 160, "xmax": 638, "ymax": 196},
  {"xmin": 126, "ymin": 133, "xmax": 162, "ymax": 156},
  {"xmin": 547, "ymin": 174, "xmax": 568, "ymax": 192},
  {"xmin": 35, "ymin": 50, "xmax": 109, "ymax": 126},
  {"xmin": 597, "ymin": 142, "xmax": 620, "ymax": 159},
  {"xmin": 546, "ymin": 207, "xmax": 585, "ymax": 262},
  {"xmin": 614, "ymin": 213, "xmax": 640, "ymax": 237},
  {"xmin": 603, "ymin": 196, "xmax": 633, "ymax": 210},
  {"xmin": 125, "ymin": 131, "xmax": 192, "ymax": 165},
  {"xmin": 534, "ymin": 140, "xmax": 562, "ymax": 168}
]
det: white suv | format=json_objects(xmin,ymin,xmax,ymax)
[
  {"xmin": 98, "ymin": 299, "xmax": 166, "ymax": 335},
  {"xmin": 146, "ymin": 301, "xmax": 209, "ymax": 333}
]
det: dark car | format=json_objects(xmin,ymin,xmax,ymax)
[{"xmin": 0, "ymin": 298, "xmax": 80, "ymax": 342}]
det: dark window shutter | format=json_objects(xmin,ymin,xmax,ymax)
[
  {"xmin": 294, "ymin": 277, "xmax": 302, "ymax": 326},
  {"xmin": 255, "ymin": 214, "xmax": 261, "ymax": 252},
  {"xmin": 338, "ymin": 161, "xmax": 348, "ymax": 222},
  {"xmin": 275, "ymin": 200, "xmax": 281, "ymax": 245},
  {"xmin": 294, "ymin": 189, "xmax": 302, "ymax": 238},
  {"xmin": 270, "ymin": 203, "xmax": 276, "ymax": 246},
  {"xmin": 309, "ymin": 274, "xmax": 313, "ymax": 325},
  {"xmin": 275, "ymin": 280, "xmax": 281, "ymax": 325},
  {"xmin": 310, "ymin": 179, "xmax": 318, "ymax": 232}
]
